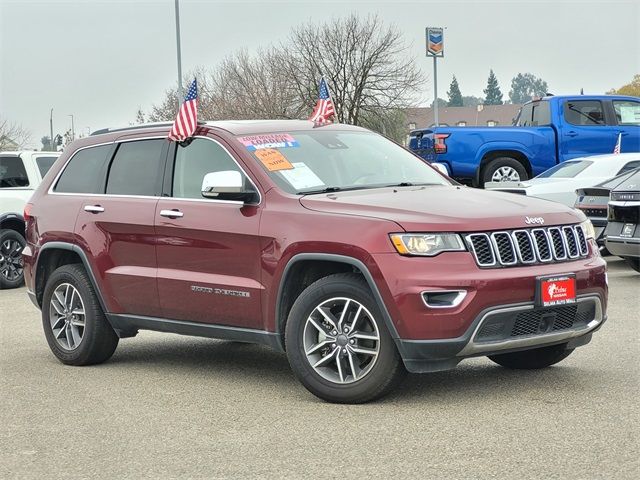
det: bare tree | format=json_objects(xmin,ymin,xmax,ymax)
[
  {"xmin": 0, "ymin": 117, "xmax": 31, "ymax": 150},
  {"xmin": 285, "ymin": 14, "xmax": 425, "ymax": 126}
]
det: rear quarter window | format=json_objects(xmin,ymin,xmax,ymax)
[
  {"xmin": 54, "ymin": 145, "xmax": 112, "ymax": 193},
  {"xmin": 0, "ymin": 156, "xmax": 29, "ymax": 188}
]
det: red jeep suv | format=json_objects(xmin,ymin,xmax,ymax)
[{"xmin": 23, "ymin": 121, "xmax": 607, "ymax": 403}]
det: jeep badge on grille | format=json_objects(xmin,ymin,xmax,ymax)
[{"xmin": 524, "ymin": 216, "xmax": 545, "ymax": 225}]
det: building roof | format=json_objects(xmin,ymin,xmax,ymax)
[{"xmin": 405, "ymin": 104, "xmax": 523, "ymax": 129}]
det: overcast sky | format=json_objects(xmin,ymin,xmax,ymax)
[{"xmin": 1, "ymin": 0, "xmax": 638, "ymax": 148}]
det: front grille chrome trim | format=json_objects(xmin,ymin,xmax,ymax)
[{"xmin": 467, "ymin": 225, "xmax": 589, "ymax": 268}]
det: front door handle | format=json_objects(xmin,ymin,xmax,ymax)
[
  {"xmin": 565, "ymin": 131, "xmax": 578, "ymax": 137},
  {"xmin": 160, "ymin": 209, "xmax": 184, "ymax": 219},
  {"xmin": 84, "ymin": 205, "xmax": 104, "ymax": 213}
]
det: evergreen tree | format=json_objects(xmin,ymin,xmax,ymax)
[
  {"xmin": 483, "ymin": 69, "xmax": 503, "ymax": 105},
  {"xmin": 447, "ymin": 75, "xmax": 463, "ymax": 107}
]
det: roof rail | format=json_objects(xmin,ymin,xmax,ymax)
[{"xmin": 90, "ymin": 121, "xmax": 207, "ymax": 136}]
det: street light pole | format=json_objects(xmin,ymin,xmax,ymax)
[
  {"xmin": 49, "ymin": 109, "xmax": 54, "ymax": 151},
  {"xmin": 174, "ymin": 0, "xmax": 184, "ymax": 101},
  {"xmin": 68, "ymin": 114, "xmax": 75, "ymax": 141}
]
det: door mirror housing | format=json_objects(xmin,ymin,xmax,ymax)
[{"xmin": 201, "ymin": 171, "xmax": 257, "ymax": 203}]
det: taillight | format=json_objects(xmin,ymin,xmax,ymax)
[
  {"xmin": 434, "ymin": 133, "xmax": 450, "ymax": 154},
  {"xmin": 24, "ymin": 203, "xmax": 33, "ymax": 224}
]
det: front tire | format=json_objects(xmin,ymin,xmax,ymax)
[
  {"xmin": 42, "ymin": 264, "xmax": 119, "ymax": 365},
  {"xmin": 0, "ymin": 229, "xmax": 26, "ymax": 289},
  {"xmin": 488, "ymin": 343, "xmax": 574, "ymax": 369},
  {"xmin": 285, "ymin": 273, "xmax": 405, "ymax": 403}
]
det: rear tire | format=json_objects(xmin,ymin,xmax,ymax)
[
  {"xmin": 623, "ymin": 256, "xmax": 640, "ymax": 273},
  {"xmin": 0, "ymin": 229, "xmax": 25, "ymax": 289},
  {"xmin": 488, "ymin": 343, "xmax": 574, "ymax": 369},
  {"xmin": 481, "ymin": 157, "xmax": 528, "ymax": 187},
  {"xmin": 42, "ymin": 264, "xmax": 119, "ymax": 366},
  {"xmin": 285, "ymin": 273, "xmax": 406, "ymax": 403}
]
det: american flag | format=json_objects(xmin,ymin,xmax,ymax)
[
  {"xmin": 168, "ymin": 78, "xmax": 198, "ymax": 142},
  {"xmin": 613, "ymin": 132, "xmax": 622, "ymax": 154},
  {"xmin": 309, "ymin": 77, "xmax": 335, "ymax": 125}
]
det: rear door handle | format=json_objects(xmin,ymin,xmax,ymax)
[
  {"xmin": 160, "ymin": 209, "xmax": 184, "ymax": 218},
  {"xmin": 565, "ymin": 131, "xmax": 578, "ymax": 137},
  {"xmin": 84, "ymin": 205, "xmax": 104, "ymax": 213}
]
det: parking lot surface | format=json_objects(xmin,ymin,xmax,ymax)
[{"xmin": 1, "ymin": 257, "xmax": 638, "ymax": 479}]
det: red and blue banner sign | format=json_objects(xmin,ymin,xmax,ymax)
[{"xmin": 426, "ymin": 27, "xmax": 444, "ymax": 57}]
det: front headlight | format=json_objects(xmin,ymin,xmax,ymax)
[
  {"xmin": 390, "ymin": 233, "xmax": 466, "ymax": 256},
  {"xmin": 580, "ymin": 219, "xmax": 595, "ymax": 239}
]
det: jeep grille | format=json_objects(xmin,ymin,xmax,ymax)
[{"xmin": 465, "ymin": 225, "xmax": 588, "ymax": 268}]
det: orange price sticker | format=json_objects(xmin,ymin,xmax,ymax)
[{"xmin": 254, "ymin": 148, "xmax": 294, "ymax": 171}]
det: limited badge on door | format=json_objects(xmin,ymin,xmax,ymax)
[{"xmin": 537, "ymin": 274, "xmax": 577, "ymax": 307}]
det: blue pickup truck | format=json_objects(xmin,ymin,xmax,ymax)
[{"xmin": 409, "ymin": 94, "xmax": 640, "ymax": 186}]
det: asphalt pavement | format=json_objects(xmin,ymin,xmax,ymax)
[{"xmin": 1, "ymin": 257, "xmax": 638, "ymax": 479}]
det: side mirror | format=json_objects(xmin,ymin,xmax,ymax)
[{"xmin": 201, "ymin": 170, "xmax": 257, "ymax": 203}]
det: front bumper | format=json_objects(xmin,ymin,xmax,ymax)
[
  {"xmin": 605, "ymin": 222, "xmax": 640, "ymax": 258},
  {"xmin": 396, "ymin": 295, "xmax": 605, "ymax": 373}
]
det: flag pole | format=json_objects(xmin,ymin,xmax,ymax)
[{"xmin": 174, "ymin": 0, "xmax": 184, "ymax": 101}]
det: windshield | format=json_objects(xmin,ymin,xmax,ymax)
[
  {"xmin": 237, "ymin": 130, "xmax": 450, "ymax": 194},
  {"xmin": 536, "ymin": 160, "xmax": 593, "ymax": 179}
]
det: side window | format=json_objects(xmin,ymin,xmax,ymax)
[
  {"xmin": 106, "ymin": 139, "xmax": 165, "ymax": 196},
  {"xmin": 172, "ymin": 138, "xmax": 245, "ymax": 199},
  {"xmin": 35, "ymin": 156, "xmax": 58, "ymax": 177},
  {"xmin": 617, "ymin": 161, "xmax": 640, "ymax": 175},
  {"xmin": 516, "ymin": 104, "xmax": 533, "ymax": 126},
  {"xmin": 0, "ymin": 156, "xmax": 29, "ymax": 188},
  {"xmin": 613, "ymin": 101, "xmax": 640, "ymax": 126},
  {"xmin": 531, "ymin": 101, "xmax": 551, "ymax": 126},
  {"xmin": 563, "ymin": 100, "xmax": 605, "ymax": 126},
  {"xmin": 54, "ymin": 145, "xmax": 111, "ymax": 193}
]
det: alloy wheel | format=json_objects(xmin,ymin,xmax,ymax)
[
  {"xmin": 0, "ymin": 238, "xmax": 24, "ymax": 282},
  {"xmin": 49, "ymin": 283, "xmax": 86, "ymax": 350},
  {"xmin": 303, "ymin": 297, "xmax": 380, "ymax": 384},
  {"xmin": 491, "ymin": 166, "xmax": 521, "ymax": 182}
]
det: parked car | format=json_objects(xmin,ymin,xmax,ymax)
[
  {"xmin": 0, "ymin": 151, "xmax": 60, "ymax": 288},
  {"xmin": 409, "ymin": 95, "xmax": 640, "ymax": 186},
  {"xmin": 574, "ymin": 167, "xmax": 640, "ymax": 249},
  {"xmin": 485, "ymin": 153, "xmax": 640, "ymax": 206},
  {"xmin": 605, "ymin": 168, "xmax": 640, "ymax": 272},
  {"xmin": 23, "ymin": 121, "xmax": 607, "ymax": 403}
]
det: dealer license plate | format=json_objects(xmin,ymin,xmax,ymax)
[
  {"xmin": 621, "ymin": 223, "xmax": 636, "ymax": 238},
  {"xmin": 537, "ymin": 275, "xmax": 577, "ymax": 307}
]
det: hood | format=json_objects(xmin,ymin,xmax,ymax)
[{"xmin": 299, "ymin": 185, "xmax": 583, "ymax": 232}]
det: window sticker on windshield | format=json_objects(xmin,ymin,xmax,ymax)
[
  {"xmin": 254, "ymin": 148, "xmax": 294, "ymax": 171},
  {"xmin": 280, "ymin": 162, "xmax": 324, "ymax": 189},
  {"xmin": 239, "ymin": 134, "xmax": 299, "ymax": 151}
]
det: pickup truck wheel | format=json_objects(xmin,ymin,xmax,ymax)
[
  {"xmin": 482, "ymin": 157, "xmax": 528, "ymax": 185},
  {"xmin": 42, "ymin": 264, "xmax": 119, "ymax": 366},
  {"xmin": 0, "ymin": 229, "xmax": 25, "ymax": 289},
  {"xmin": 285, "ymin": 273, "xmax": 406, "ymax": 403},
  {"xmin": 488, "ymin": 343, "xmax": 574, "ymax": 369}
]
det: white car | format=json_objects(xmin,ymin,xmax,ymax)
[
  {"xmin": 1, "ymin": 151, "xmax": 60, "ymax": 288},
  {"xmin": 485, "ymin": 153, "xmax": 640, "ymax": 206}
]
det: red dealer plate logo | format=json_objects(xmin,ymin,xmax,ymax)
[{"xmin": 539, "ymin": 275, "xmax": 577, "ymax": 307}]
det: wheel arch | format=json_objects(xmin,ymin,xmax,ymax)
[
  {"xmin": 274, "ymin": 253, "xmax": 400, "ymax": 350},
  {"xmin": 35, "ymin": 242, "xmax": 108, "ymax": 315},
  {"xmin": 476, "ymin": 149, "xmax": 532, "ymax": 185},
  {"xmin": 0, "ymin": 213, "xmax": 26, "ymax": 237}
]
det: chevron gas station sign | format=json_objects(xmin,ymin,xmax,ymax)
[{"xmin": 426, "ymin": 27, "xmax": 444, "ymax": 57}]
